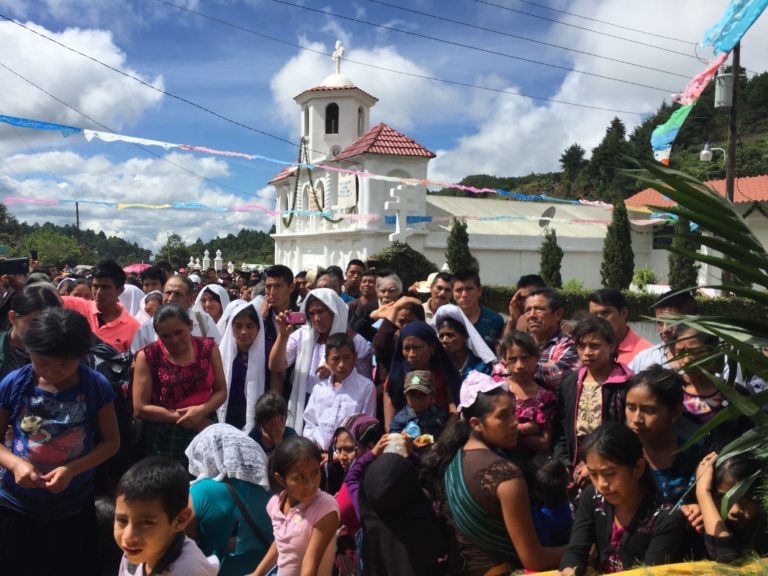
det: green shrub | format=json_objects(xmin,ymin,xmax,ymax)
[
  {"xmin": 562, "ymin": 278, "xmax": 584, "ymax": 291},
  {"xmin": 632, "ymin": 266, "xmax": 658, "ymax": 292},
  {"xmin": 374, "ymin": 241, "xmax": 438, "ymax": 290}
]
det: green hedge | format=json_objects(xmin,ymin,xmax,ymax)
[{"xmin": 478, "ymin": 287, "xmax": 763, "ymax": 322}]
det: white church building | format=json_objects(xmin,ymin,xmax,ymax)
[{"xmin": 270, "ymin": 49, "xmax": 628, "ymax": 288}]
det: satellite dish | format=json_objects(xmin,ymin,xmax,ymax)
[{"xmin": 539, "ymin": 206, "xmax": 556, "ymax": 228}]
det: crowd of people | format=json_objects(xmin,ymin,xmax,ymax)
[{"xmin": 0, "ymin": 257, "xmax": 765, "ymax": 576}]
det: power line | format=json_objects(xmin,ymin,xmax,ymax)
[
  {"xmin": 360, "ymin": 0, "xmax": 691, "ymax": 79},
  {"xmin": 0, "ymin": 60, "xmax": 268, "ymax": 201},
  {"xmin": 472, "ymin": 0, "xmax": 702, "ymax": 60},
  {"xmin": 153, "ymin": 0, "xmax": 650, "ymax": 115},
  {"xmin": 512, "ymin": 0, "xmax": 696, "ymax": 44},
  {"xmin": 271, "ymin": 0, "xmax": 677, "ymax": 93},
  {"xmin": 9, "ymin": 123, "xmax": 62, "ymax": 182}
]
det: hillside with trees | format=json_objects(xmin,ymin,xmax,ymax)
[{"xmin": 432, "ymin": 66, "xmax": 768, "ymax": 201}]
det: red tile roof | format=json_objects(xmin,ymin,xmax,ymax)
[
  {"xmin": 332, "ymin": 123, "xmax": 436, "ymax": 162},
  {"xmin": 268, "ymin": 165, "xmax": 296, "ymax": 184},
  {"xmin": 626, "ymin": 174, "xmax": 768, "ymax": 208},
  {"xmin": 294, "ymin": 85, "xmax": 378, "ymax": 102}
]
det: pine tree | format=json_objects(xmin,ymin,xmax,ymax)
[
  {"xmin": 586, "ymin": 117, "xmax": 633, "ymax": 200},
  {"xmin": 539, "ymin": 227, "xmax": 563, "ymax": 288},
  {"xmin": 668, "ymin": 217, "xmax": 700, "ymax": 290},
  {"xmin": 601, "ymin": 198, "xmax": 634, "ymax": 289},
  {"xmin": 559, "ymin": 143, "xmax": 587, "ymax": 197},
  {"xmin": 445, "ymin": 218, "xmax": 479, "ymax": 273}
]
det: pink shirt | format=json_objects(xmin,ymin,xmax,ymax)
[
  {"xmin": 617, "ymin": 327, "xmax": 652, "ymax": 366},
  {"xmin": 267, "ymin": 490, "xmax": 339, "ymax": 576},
  {"xmin": 63, "ymin": 296, "xmax": 140, "ymax": 353}
]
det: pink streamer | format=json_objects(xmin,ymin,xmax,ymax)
[
  {"xmin": 178, "ymin": 144, "xmax": 256, "ymax": 160},
  {"xmin": 233, "ymin": 204, "xmax": 279, "ymax": 215},
  {"xmin": 673, "ymin": 52, "xmax": 729, "ymax": 105},
  {"xmin": 3, "ymin": 197, "xmax": 60, "ymax": 206}
]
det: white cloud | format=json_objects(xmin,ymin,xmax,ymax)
[
  {"xmin": 270, "ymin": 38, "xmax": 460, "ymax": 135},
  {"xmin": 429, "ymin": 0, "xmax": 768, "ymax": 183},
  {"xmin": 0, "ymin": 20, "xmax": 164, "ymax": 155},
  {"xmin": 2, "ymin": 151, "xmax": 276, "ymax": 255}
]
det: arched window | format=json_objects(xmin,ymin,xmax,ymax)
[
  {"xmin": 357, "ymin": 106, "xmax": 364, "ymax": 136},
  {"xmin": 325, "ymin": 103, "xmax": 339, "ymax": 134}
]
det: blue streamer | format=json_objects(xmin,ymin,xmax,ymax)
[
  {"xmin": 172, "ymin": 202, "xmax": 228, "ymax": 212},
  {"xmin": 0, "ymin": 114, "xmax": 82, "ymax": 137},
  {"xmin": 702, "ymin": 0, "xmax": 768, "ymax": 54}
]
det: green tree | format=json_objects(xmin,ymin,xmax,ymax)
[
  {"xmin": 559, "ymin": 143, "xmax": 587, "ymax": 196},
  {"xmin": 445, "ymin": 218, "xmax": 479, "ymax": 273},
  {"xmin": 600, "ymin": 198, "xmax": 634, "ymax": 289},
  {"xmin": 23, "ymin": 228, "xmax": 94, "ymax": 267},
  {"xmin": 539, "ymin": 227, "xmax": 563, "ymax": 288},
  {"xmin": 156, "ymin": 233, "xmax": 191, "ymax": 270},
  {"xmin": 586, "ymin": 117, "xmax": 633, "ymax": 199},
  {"xmin": 668, "ymin": 217, "xmax": 700, "ymax": 290},
  {"xmin": 373, "ymin": 241, "xmax": 438, "ymax": 289},
  {"xmin": 0, "ymin": 204, "xmax": 20, "ymax": 250}
]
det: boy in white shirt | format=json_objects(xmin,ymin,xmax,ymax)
[{"xmin": 303, "ymin": 333, "xmax": 376, "ymax": 450}]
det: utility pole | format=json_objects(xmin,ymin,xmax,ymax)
[
  {"xmin": 726, "ymin": 42, "xmax": 740, "ymax": 204},
  {"xmin": 75, "ymin": 201, "xmax": 80, "ymax": 243}
]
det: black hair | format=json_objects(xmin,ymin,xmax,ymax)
[
  {"xmin": 325, "ymin": 265, "xmax": 345, "ymax": 285},
  {"xmin": 124, "ymin": 276, "xmax": 142, "ymax": 289},
  {"xmin": 346, "ymin": 259, "xmax": 366, "ymax": 271},
  {"xmin": 361, "ymin": 270, "xmax": 377, "ymax": 279},
  {"xmin": 304, "ymin": 295, "xmax": 332, "ymax": 316},
  {"xmin": 199, "ymin": 286, "xmax": 222, "ymax": 305},
  {"xmin": 233, "ymin": 305, "xmax": 260, "ymax": 325},
  {"xmin": 269, "ymin": 436, "xmax": 323, "ymax": 481},
  {"xmin": 91, "ymin": 259, "xmax": 126, "ymax": 290},
  {"xmin": 714, "ymin": 453, "xmax": 763, "ymax": 496},
  {"xmin": 437, "ymin": 316, "xmax": 468, "ymax": 339},
  {"xmin": 326, "ymin": 332, "xmax": 356, "ymax": 356},
  {"xmin": 153, "ymin": 303, "xmax": 191, "ymax": 331},
  {"xmin": 497, "ymin": 330, "xmax": 540, "ymax": 359},
  {"xmin": 527, "ymin": 287, "xmax": 564, "ymax": 312},
  {"xmin": 572, "ymin": 315, "xmax": 616, "ymax": 348},
  {"xmin": 653, "ymin": 290, "xmax": 698, "ymax": 315},
  {"xmin": 676, "ymin": 325, "xmax": 720, "ymax": 348},
  {"xmin": 526, "ymin": 455, "xmax": 569, "ymax": 509},
  {"xmin": 154, "ymin": 260, "xmax": 173, "ymax": 275},
  {"xmin": 10, "ymin": 284, "xmax": 62, "ymax": 316},
  {"xmin": 433, "ymin": 271, "xmax": 454, "ymax": 285},
  {"xmin": 255, "ymin": 391, "xmax": 289, "ymax": 427},
  {"xmin": 588, "ymin": 287, "xmax": 627, "ymax": 311},
  {"xmin": 23, "ymin": 307, "xmax": 92, "ymax": 359},
  {"xmin": 295, "ymin": 270, "xmax": 307, "ymax": 280},
  {"xmin": 116, "ymin": 456, "xmax": 189, "ymax": 521},
  {"xmin": 398, "ymin": 302, "xmax": 426, "ymax": 322},
  {"xmin": 264, "ymin": 264, "xmax": 294, "ymax": 285},
  {"xmin": 582, "ymin": 422, "xmax": 655, "ymax": 492},
  {"xmin": 453, "ymin": 269, "xmax": 481, "ymax": 287},
  {"xmin": 626, "ymin": 365, "xmax": 684, "ymax": 410},
  {"xmin": 145, "ymin": 292, "xmax": 163, "ymax": 305},
  {"xmin": 517, "ymin": 274, "xmax": 546, "ymax": 290},
  {"xmin": 140, "ymin": 266, "xmax": 166, "ymax": 285},
  {"xmin": 73, "ymin": 278, "xmax": 91, "ymax": 289}
]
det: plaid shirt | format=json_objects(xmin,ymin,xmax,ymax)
[{"xmin": 536, "ymin": 330, "xmax": 579, "ymax": 390}]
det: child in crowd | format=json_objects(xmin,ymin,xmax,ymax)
[
  {"xmin": 389, "ymin": 370, "xmax": 450, "ymax": 439},
  {"xmin": 555, "ymin": 316, "xmax": 631, "ymax": 487},
  {"xmin": 144, "ymin": 291, "xmax": 163, "ymax": 319},
  {"xmin": 114, "ymin": 456, "xmax": 218, "ymax": 575},
  {"xmin": 0, "ymin": 308, "xmax": 120, "ymax": 575},
  {"xmin": 249, "ymin": 390, "xmax": 297, "ymax": 455},
  {"xmin": 323, "ymin": 414, "xmax": 384, "ymax": 495},
  {"xmin": 499, "ymin": 331, "xmax": 557, "ymax": 452},
  {"xmin": 696, "ymin": 452, "xmax": 768, "ymax": 563},
  {"xmin": 303, "ymin": 333, "xmax": 376, "ymax": 450},
  {"xmin": 254, "ymin": 437, "xmax": 340, "ymax": 576},
  {"xmin": 527, "ymin": 456, "xmax": 573, "ymax": 547},
  {"xmin": 625, "ymin": 365, "xmax": 703, "ymax": 536},
  {"xmin": 558, "ymin": 423, "xmax": 685, "ymax": 575}
]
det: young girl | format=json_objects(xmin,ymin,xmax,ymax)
[
  {"xmin": 555, "ymin": 316, "xmax": 631, "ymax": 487},
  {"xmin": 558, "ymin": 423, "xmax": 685, "ymax": 575},
  {"xmin": 696, "ymin": 452, "xmax": 768, "ymax": 563},
  {"xmin": 527, "ymin": 456, "xmax": 572, "ymax": 547},
  {"xmin": 218, "ymin": 298, "xmax": 266, "ymax": 432},
  {"xmin": 0, "ymin": 308, "xmax": 120, "ymax": 575},
  {"xmin": 254, "ymin": 436, "xmax": 340, "ymax": 576},
  {"xmin": 625, "ymin": 366, "xmax": 703, "ymax": 529},
  {"xmin": 249, "ymin": 391, "xmax": 298, "ymax": 456},
  {"xmin": 498, "ymin": 331, "xmax": 557, "ymax": 453}
]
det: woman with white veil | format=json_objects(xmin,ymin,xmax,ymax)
[
  {"xmin": 193, "ymin": 283, "xmax": 231, "ymax": 326},
  {"xmin": 217, "ymin": 297, "xmax": 266, "ymax": 432},
  {"xmin": 268, "ymin": 288, "xmax": 372, "ymax": 434},
  {"xmin": 432, "ymin": 304, "xmax": 496, "ymax": 378}
]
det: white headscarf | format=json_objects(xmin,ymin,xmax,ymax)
[
  {"xmin": 218, "ymin": 298, "xmax": 246, "ymax": 335},
  {"xmin": 193, "ymin": 284, "xmax": 231, "ymax": 323},
  {"xmin": 431, "ymin": 304, "xmax": 497, "ymax": 364},
  {"xmin": 288, "ymin": 288, "xmax": 349, "ymax": 434},
  {"xmin": 217, "ymin": 297, "xmax": 266, "ymax": 432},
  {"xmin": 119, "ymin": 283, "xmax": 144, "ymax": 317},
  {"xmin": 185, "ymin": 423, "xmax": 269, "ymax": 489},
  {"xmin": 134, "ymin": 290, "xmax": 162, "ymax": 324}
]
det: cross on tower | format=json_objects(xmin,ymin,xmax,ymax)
[
  {"xmin": 332, "ymin": 41, "xmax": 345, "ymax": 74},
  {"xmin": 384, "ymin": 185, "xmax": 418, "ymax": 242}
]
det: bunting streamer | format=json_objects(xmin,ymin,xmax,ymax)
[
  {"xmin": 3, "ymin": 195, "xmax": 668, "ymax": 227},
  {"xmin": 0, "ymin": 114, "xmax": 584, "ymax": 204},
  {"xmin": 672, "ymin": 52, "xmax": 729, "ymax": 106},
  {"xmin": 701, "ymin": 0, "xmax": 768, "ymax": 54},
  {"xmin": 651, "ymin": 102, "xmax": 697, "ymax": 165}
]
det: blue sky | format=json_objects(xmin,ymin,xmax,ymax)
[{"xmin": 1, "ymin": 0, "xmax": 767, "ymax": 252}]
